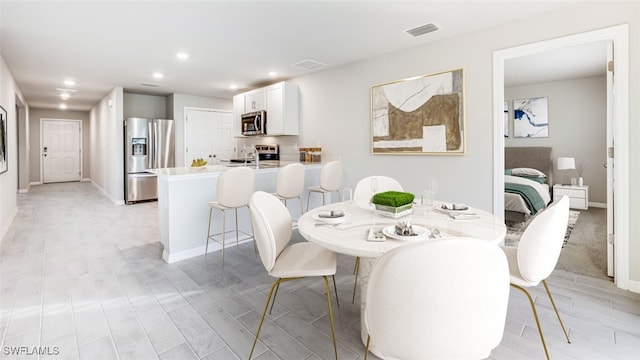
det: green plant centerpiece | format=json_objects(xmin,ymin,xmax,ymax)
[{"xmin": 371, "ymin": 191, "xmax": 415, "ymax": 218}]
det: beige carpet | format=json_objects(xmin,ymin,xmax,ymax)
[{"xmin": 504, "ymin": 208, "xmax": 611, "ymax": 281}]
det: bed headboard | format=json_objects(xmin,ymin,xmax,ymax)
[{"xmin": 504, "ymin": 146, "xmax": 553, "ymax": 185}]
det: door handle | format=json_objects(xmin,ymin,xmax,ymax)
[{"xmin": 604, "ymin": 163, "xmax": 607, "ymax": 168}]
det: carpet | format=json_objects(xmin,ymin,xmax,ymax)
[{"xmin": 504, "ymin": 210, "xmax": 579, "ymax": 248}]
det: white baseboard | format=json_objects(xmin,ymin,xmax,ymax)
[
  {"xmin": 29, "ymin": 181, "xmax": 42, "ymax": 186},
  {"xmin": 589, "ymin": 202, "xmax": 607, "ymax": 208},
  {"xmin": 81, "ymin": 178, "xmax": 92, "ymax": 182},
  {"xmin": 18, "ymin": 188, "xmax": 29, "ymax": 194},
  {"xmin": 89, "ymin": 180, "xmax": 125, "ymax": 205},
  {"xmin": 162, "ymin": 238, "xmax": 254, "ymax": 264},
  {"xmin": 0, "ymin": 206, "xmax": 18, "ymax": 245}
]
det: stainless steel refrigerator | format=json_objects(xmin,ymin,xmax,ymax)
[{"xmin": 124, "ymin": 118, "xmax": 175, "ymax": 204}]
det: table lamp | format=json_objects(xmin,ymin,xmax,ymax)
[{"xmin": 557, "ymin": 157, "xmax": 576, "ymax": 185}]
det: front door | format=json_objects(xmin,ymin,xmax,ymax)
[{"xmin": 42, "ymin": 119, "xmax": 81, "ymax": 183}]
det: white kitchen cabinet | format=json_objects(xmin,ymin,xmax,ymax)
[
  {"xmin": 244, "ymin": 89, "xmax": 266, "ymax": 112},
  {"xmin": 265, "ymin": 81, "xmax": 299, "ymax": 135}
]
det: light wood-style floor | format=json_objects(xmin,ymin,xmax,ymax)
[{"xmin": 1, "ymin": 182, "xmax": 638, "ymax": 359}]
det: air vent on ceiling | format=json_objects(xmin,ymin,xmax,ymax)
[
  {"xmin": 141, "ymin": 82, "xmax": 161, "ymax": 87},
  {"xmin": 292, "ymin": 59, "xmax": 326, "ymax": 70},
  {"xmin": 405, "ymin": 22, "xmax": 440, "ymax": 38}
]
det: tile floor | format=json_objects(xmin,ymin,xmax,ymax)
[{"xmin": 0, "ymin": 182, "xmax": 639, "ymax": 359}]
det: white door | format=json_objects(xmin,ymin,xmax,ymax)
[
  {"xmin": 42, "ymin": 119, "xmax": 81, "ymax": 183},
  {"xmin": 606, "ymin": 42, "xmax": 615, "ymax": 277},
  {"xmin": 185, "ymin": 109, "xmax": 234, "ymax": 164}
]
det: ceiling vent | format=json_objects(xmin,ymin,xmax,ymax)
[
  {"xmin": 292, "ymin": 59, "xmax": 326, "ymax": 70},
  {"xmin": 141, "ymin": 82, "xmax": 161, "ymax": 87},
  {"xmin": 405, "ymin": 22, "xmax": 440, "ymax": 38}
]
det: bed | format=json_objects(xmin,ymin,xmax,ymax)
[{"xmin": 504, "ymin": 147, "xmax": 553, "ymax": 223}]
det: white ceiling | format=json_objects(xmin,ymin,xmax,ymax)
[{"xmin": 1, "ymin": 1, "xmax": 595, "ymax": 111}]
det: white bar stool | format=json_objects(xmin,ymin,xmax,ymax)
[
  {"xmin": 306, "ymin": 160, "xmax": 343, "ymax": 211},
  {"xmin": 274, "ymin": 163, "xmax": 305, "ymax": 220},
  {"xmin": 206, "ymin": 167, "xmax": 255, "ymax": 267}
]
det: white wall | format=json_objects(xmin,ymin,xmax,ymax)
[
  {"xmin": 506, "ymin": 76, "xmax": 607, "ymax": 203},
  {"xmin": 89, "ymin": 87, "xmax": 124, "ymax": 204},
  {"xmin": 284, "ymin": 2, "xmax": 638, "ymax": 281},
  {"xmin": 0, "ymin": 54, "xmax": 27, "ymax": 242},
  {"xmin": 167, "ymin": 93, "xmax": 232, "ymax": 167},
  {"xmin": 28, "ymin": 108, "xmax": 91, "ymax": 183}
]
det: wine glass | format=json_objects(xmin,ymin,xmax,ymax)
[{"xmin": 369, "ymin": 178, "xmax": 379, "ymax": 227}]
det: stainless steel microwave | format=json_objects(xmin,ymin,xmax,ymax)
[{"xmin": 241, "ymin": 111, "xmax": 267, "ymax": 136}]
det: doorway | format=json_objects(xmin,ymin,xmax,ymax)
[
  {"xmin": 41, "ymin": 119, "xmax": 82, "ymax": 183},
  {"xmin": 493, "ymin": 25, "xmax": 631, "ymax": 290}
]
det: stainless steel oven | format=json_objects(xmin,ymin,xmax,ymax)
[{"xmin": 241, "ymin": 110, "xmax": 267, "ymax": 136}]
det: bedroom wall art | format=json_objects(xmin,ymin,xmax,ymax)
[
  {"xmin": 370, "ymin": 68, "xmax": 465, "ymax": 155},
  {"xmin": 513, "ymin": 96, "xmax": 548, "ymax": 138},
  {"xmin": 0, "ymin": 105, "xmax": 7, "ymax": 175}
]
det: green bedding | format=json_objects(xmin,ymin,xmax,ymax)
[{"xmin": 505, "ymin": 182, "xmax": 546, "ymax": 215}]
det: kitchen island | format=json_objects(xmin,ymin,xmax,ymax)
[{"xmin": 150, "ymin": 162, "xmax": 323, "ymax": 263}]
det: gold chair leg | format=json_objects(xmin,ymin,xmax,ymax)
[
  {"xmin": 249, "ymin": 279, "xmax": 281, "ymax": 359},
  {"xmin": 512, "ymin": 284, "xmax": 550, "ymax": 360},
  {"xmin": 269, "ymin": 282, "xmax": 281, "ymax": 315},
  {"xmin": 542, "ymin": 279, "xmax": 571, "ymax": 344},
  {"xmin": 332, "ymin": 275, "xmax": 339, "ymax": 309},
  {"xmin": 364, "ymin": 335, "xmax": 371, "ymax": 360},
  {"xmin": 205, "ymin": 208, "xmax": 213, "ymax": 255},
  {"xmin": 352, "ymin": 257, "xmax": 360, "ymax": 304},
  {"xmin": 323, "ymin": 276, "xmax": 338, "ymax": 360}
]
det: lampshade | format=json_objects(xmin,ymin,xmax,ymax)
[{"xmin": 557, "ymin": 157, "xmax": 576, "ymax": 170}]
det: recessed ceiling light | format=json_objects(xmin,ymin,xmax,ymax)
[
  {"xmin": 229, "ymin": 84, "xmax": 238, "ymax": 90},
  {"xmin": 60, "ymin": 93, "xmax": 70, "ymax": 100},
  {"xmin": 59, "ymin": 104, "xmax": 67, "ymax": 110},
  {"xmin": 153, "ymin": 72, "xmax": 164, "ymax": 79},
  {"xmin": 176, "ymin": 52, "xmax": 189, "ymax": 60},
  {"xmin": 268, "ymin": 71, "xmax": 277, "ymax": 77},
  {"xmin": 64, "ymin": 79, "xmax": 75, "ymax": 86}
]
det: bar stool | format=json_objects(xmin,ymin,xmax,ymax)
[
  {"xmin": 306, "ymin": 160, "xmax": 343, "ymax": 211},
  {"xmin": 206, "ymin": 167, "xmax": 255, "ymax": 267},
  {"xmin": 274, "ymin": 163, "xmax": 305, "ymax": 220}
]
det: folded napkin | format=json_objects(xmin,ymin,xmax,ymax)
[
  {"xmin": 441, "ymin": 203, "xmax": 469, "ymax": 211},
  {"xmin": 318, "ymin": 210, "xmax": 345, "ymax": 218},
  {"xmin": 367, "ymin": 228, "xmax": 386, "ymax": 242},
  {"xmin": 449, "ymin": 213, "xmax": 480, "ymax": 220}
]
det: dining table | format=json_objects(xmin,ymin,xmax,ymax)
[{"xmin": 297, "ymin": 200, "xmax": 507, "ymax": 358}]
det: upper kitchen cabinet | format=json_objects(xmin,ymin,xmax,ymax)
[
  {"xmin": 265, "ymin": 82, "xmax": 299, "ymax": 136},
  {"xmin": 245, "ymin": 89, "xmax": 266, "ymax": 112}
]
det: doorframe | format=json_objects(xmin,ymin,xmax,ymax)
[
  {"xmin": 492, "ymin": 24, "xmax": 632, "ymax": 291},
  {"xmin": 40, "ymin": 118, "xmax": 83, "ymax": 184}
]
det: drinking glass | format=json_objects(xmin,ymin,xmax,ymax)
[
  {"xmin": 369, "ymin": 178, "xmax": 379, "ymax": 227},
  {"xmin": 342, "ymin": 188, "xmax": 353, "ymax": 203}
]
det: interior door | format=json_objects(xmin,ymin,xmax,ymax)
[
  {"xmin": 185, "ymin": 109, "xmax": 233, "ymax": 164},
  {"xmin": 606, "ymin": 41, "xmax": 615, "ymax": 277},
  {"xmin": 42, "ymin": 119, "xmax": 81, "ymax": 183}
]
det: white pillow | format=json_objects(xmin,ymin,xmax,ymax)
[{"xmin": 512, "ymin": 167, "xmax": 546, "ymax": 177}]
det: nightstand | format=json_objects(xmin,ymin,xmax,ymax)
[{"xmin": 553, "ymin": 184, "xmax": 588, "ymax": 210}]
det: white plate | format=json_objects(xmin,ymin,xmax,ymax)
[
  {"xmin": 312, "ymin": 212, "xmax": 348, "ymax": 224},
  {"xmin": 382, "ymin": 225, "xmax": 430, "ymax": 241},
  {"xmin": 434, "ymin": 204, "xmax": 471, "ymax": 214}
]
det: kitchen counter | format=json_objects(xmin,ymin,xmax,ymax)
[{"xmin": 155, "ymin": 161, "xmax": 325, "ymax": 263}]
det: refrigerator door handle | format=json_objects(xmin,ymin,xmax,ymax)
[{"xmin": 148, "ymin": 120, "xmax": 155, "ymax": 169}]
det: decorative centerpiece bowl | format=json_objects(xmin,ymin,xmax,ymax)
[{"xmin": 371, "ymin": 191, "xmax": 414, "ymax": 218}]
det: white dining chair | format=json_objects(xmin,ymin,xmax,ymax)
[
  {"xmin": 351, "ymin": 175, "xmax": 404, "ymax": 303},
  {"xmin": 274, "ymin": 163, "xmax": 305, "ymax": 219},
  {"xmin": 306, "ymin": 160, "xmax": 343, "ymax": 211},
  {"xmin": 502, "ymin": 195, "xmax": 571, "ymax": 360},
  {"xmin": 248, "ymin": 191, "xmax": 339, "ymax": 360},
  {"xmin": 363, "ymin": 238, "xmax": 510, "ymax": 360},
  {"xmin": 206, "ymin": 166, "xmax": 255, "ymax": 267}
]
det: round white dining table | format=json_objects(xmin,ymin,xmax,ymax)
[{"xmin": 298, "ymin": 200, "xmax": 507, "ymax": 358}]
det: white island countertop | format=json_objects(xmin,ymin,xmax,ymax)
[{"xmin": 154, "ymin": 161, "xmax": 326, "ymax": 263}]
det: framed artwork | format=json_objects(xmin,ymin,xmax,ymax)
[
  {"xmin": 0, "ymin": 106, "xmax": 7, "ymax": 175},
  {"xmin": 513, "ymin": 96, "xmax": 548, "ymax": 138},
  {"xmin": 371, "ymin": 68, "xmax": 465, "ymax": 155}
]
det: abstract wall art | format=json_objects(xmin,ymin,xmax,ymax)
[
  {"xmin": 370, "ymin": 69, "xmax": 465, "ymax": 155},
  {"xmin": 513, "ymin": 97, "xmax": 548, "ymax": 138},
  {"xmin": 0, "ymin": 106, "xmax": 7, "ymax": 175}
]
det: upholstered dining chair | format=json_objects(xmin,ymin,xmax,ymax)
[
  {"xmin": 306, "ymin": 160, "xmax": 343, "ymax": 211},
  {"xmin": 502, "ymin": 195, "xmax": 571, "ymax": 360},
  {"xmin": 363, "ymin": 238, "xmax": 510, "ymax": 360},
  {"xmin": 206, "ymin": 166, "xmax": 255, "ymax": 267},
  {"xmin": 274, "ymin": 163, "xmax": 305, "ymax": 219},
  {"xmin": 351, "ymin": 175, "xmax": 404, "ymax": 303},
  {"xmin": 248, "ymin": 191, "xmax": 339, "ymax": 360}
]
